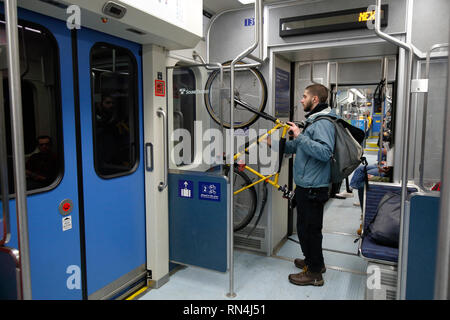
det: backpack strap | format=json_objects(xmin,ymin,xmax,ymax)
[
  {"xmin": 362, "ymin": 156, "xmax": 369, "ymax": 191},
  {"xmin": 277, "ymin": 138, "xmax": 286, "ymax": 173}
]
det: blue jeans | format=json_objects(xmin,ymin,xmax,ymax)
[
  {"xmin": 350, "ymin": 164, "xmax": 384, "ymax": 211},
  {"xmin": 350, "ymin": 165, "xmax": 383, "ymax": 190}
]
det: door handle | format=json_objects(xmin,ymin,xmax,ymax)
[
  {"xmin": 157, "ymin": 108, "xmax": 168, "ymax": 192},
  {"xmin": 145, "ymin": 143, "xmax": 154, "ymax": 172}
]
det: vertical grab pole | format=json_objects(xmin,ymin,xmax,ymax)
[
  {"xmin": 374, "ymin": 0, "xmax": 414, "ymax": 300},
  {"xmin": 227, "ymin": 0, "xmax": 262, "ymax": 298},
  {"xmin": 5, "ymin": 0, "xmax": 32, "ymax": 299},
  {"xmin": 378, "ymin": 57, "xmax": 388, "ymax": 164},
  {"xmin": 434, "ymin": 35, "xmax": 450, "ymax": 300},
  {"xmin": 326, "ymin": 62, "xmax": 331, "ymax": 106},
  {"xmin": 335, "ymin": 62, "xmax": 339, "ymax": 109}
]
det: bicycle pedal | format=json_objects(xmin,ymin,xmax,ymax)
[
  {"xmin": 283, "ymin": 191, "xmax": 295, "ymax": 200},
  {"xmin": 279, "ymin": 185, "xmax": 294, "ymax": 200}
]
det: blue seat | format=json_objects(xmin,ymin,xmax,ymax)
[
  {"xmin": 359, "ymin": 183, "xmax": 417, "ymax": 264},
  {"xmin": 361, "ymin": 235, "xmax": 398, "ymax": 262}
]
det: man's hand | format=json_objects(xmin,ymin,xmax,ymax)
[{"xmin": 287, "ymin": 122, "xmax": 301, "ymax": 138}]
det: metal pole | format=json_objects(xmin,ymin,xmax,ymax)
[
  {"xmin": 374, "ymin": 0, "xmax": 413, "ymax": 300},
  {"xmin": 228, "ymin": 0, "xmax": 262, "ymax": 298},
  {"xmin": 326, "ymin": 62, "xmax": 331, "ymax": 105},
  {"xmin": 206, "ymin": 4, "xmax": 264, "ymax": 65},
  {"xmin": 378, "ymin": 57, "xmax": 388, "ymax": 164},
  {"xmin": 434, "ymin": 35, "xmax": 450, "ymax": 300},
  {"xmin": 5, "ymin": 0, "xmax": 32, "ymax": 300},
  {"xmin": 335, "ymin": 62, "xmax": 339, "ymax": 109}
]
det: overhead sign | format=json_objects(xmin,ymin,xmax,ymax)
[{"xmin": 279, "ymin": 5, "xmax": 388, "ymax": 37}]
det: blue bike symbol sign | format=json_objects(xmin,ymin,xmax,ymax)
[{"xmin": 199, "ymin": 182, "xmax": 221, "ymax": 202}]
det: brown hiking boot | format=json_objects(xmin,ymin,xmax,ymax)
[
  {"xmin": 294, "ymin": 258, "xmax": 326, "ymax": 273},
  {"xmin": 289, "ymin": 267, "xmax": 324, "ymax": 286}
]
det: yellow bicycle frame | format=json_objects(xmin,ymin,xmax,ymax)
[{"xmin": 232, "ymin": 119, "xmax": 291, "ymax": 196}]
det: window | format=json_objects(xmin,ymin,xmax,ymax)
[
  {"xmin": 0, "ymin": 18, "xmax": 63, "ymax": 195},
  {"xmin": 91, "ymin": 43, "xmax": 139, "ymax": 178},
  {"xmin": 172, "ymin": 67, "xmax": 196, "ymax": 165}
]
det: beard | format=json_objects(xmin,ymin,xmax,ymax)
[{"xmin": 303, "ymin": 100, "xmax": 313, "ymax": 112}]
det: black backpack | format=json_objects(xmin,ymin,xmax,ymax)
[
  {"xmin": 367, "ymin": 192, "xmax": 401, "ymax": 247},
  {"xmin": 311, "ymin": 115, "xmax": 367, "ymax": 184}
]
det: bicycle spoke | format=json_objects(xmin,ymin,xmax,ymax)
[{"xmin": 204, "ymin": 62, "xmax": 267, "ymax": 129}]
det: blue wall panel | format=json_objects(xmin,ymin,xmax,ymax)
[{"xmin": 169, "ymin": 172, "xmax": 228, "ymax": 273}]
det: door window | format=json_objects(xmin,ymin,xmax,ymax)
[
  {"xmin": 0, "ymin": 18, "xmax": 63, "ymax": 195},
  {"xmin": 90, "ymin": 43, "xmax": 139, "ymax": 178}
]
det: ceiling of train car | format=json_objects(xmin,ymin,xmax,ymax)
[{"xmin": 203, "ymin": 0, "xmax": 286, "ymax": 15}]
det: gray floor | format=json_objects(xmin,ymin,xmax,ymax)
[{"xmin": 139, "ymin": 176, "xmax": 371, "ymax": 300}]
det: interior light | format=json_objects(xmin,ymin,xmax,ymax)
[{"xmin": 238, "ymin": 0, "xmax": 255, "ymax": 4}]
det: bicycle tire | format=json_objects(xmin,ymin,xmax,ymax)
[
  {"xmin": 204, "ymin": 61, "xmax": 267, "ymax": 129},
  {"xmin": 206, "ymin": 165, "xmax": 258, "ymax": 232}
]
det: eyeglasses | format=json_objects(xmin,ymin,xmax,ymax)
[{"xmin": 39, "ymin": 142, "xmax": 51, "ymax": 146}]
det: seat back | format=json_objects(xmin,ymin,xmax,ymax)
[{"xmin": 0, "ymin": 246, "xmax": 20, "ymax": 300}]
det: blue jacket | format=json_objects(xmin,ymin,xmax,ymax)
[{"xmin": 285, "ymin": 108, "xmax": 337, "ymax": 188}]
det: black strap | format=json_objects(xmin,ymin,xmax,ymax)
[
  {"xmin": 362, "ymin": 156, "xmax": 369, "ymax": 191},
  {"xmin": 277, "ymin": 138, "xmax": 286, "ymax": 173}
]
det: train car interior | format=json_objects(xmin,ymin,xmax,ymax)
[{"xmin": 0, "ymin": 0, "xmax": 449, "ymax": 302}]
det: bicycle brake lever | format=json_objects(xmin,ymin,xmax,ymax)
[{"xmin": 278, "ymin": 184, "xmax": 295, "ymax": 201}]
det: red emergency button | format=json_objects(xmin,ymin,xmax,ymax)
[{"xmin": 59, "ymin": 199, "xmax": 74, "ymax": 216}]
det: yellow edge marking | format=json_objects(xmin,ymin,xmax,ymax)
[{"xmin": 125, "ymin": 286, "xmax": 149, "ymax": 300}]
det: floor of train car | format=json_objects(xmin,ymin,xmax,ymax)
[{"xmin": 138, "ymin": 153, "xmax": 379, "ymax": 300}]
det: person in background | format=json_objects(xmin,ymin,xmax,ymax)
[{"xmin": 26, "ymin": 135, "xmax": 58, "ymax": 189}]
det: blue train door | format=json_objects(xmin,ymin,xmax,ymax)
[
  {"xmin": 75, "ymin": 27, "xmax": 145, "ymax": 300},
  {"xmin": 0, "ymin": 7, "xmax": 83, "ymax": 299},
  {"xmin": 0, "ymin": 6, "xmax": 145, "ymax": 299}
]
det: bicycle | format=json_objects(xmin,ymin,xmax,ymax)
[{"xmin": 204, "ymin": 62, "xmax": 294, "ymax": 233}]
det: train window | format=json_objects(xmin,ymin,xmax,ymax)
[
  {"xmin": 0, "ymin": 19, "xmax": 63, "ymax": 195},
  {"xmin": 172, "ymin": 67, "xmax": 196, "ymax": 165},
  {"xmin": 91, "ymin": 43, "xmax": 139, "ymax": 178}
]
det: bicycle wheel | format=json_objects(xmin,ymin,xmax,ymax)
[
  {"xmin": 204, "ymin": 61, "xmax": 267, "ymax": 129},
  {"xmin": 207, "ymin": 165, "xmax": 258, "ymax": 232}
]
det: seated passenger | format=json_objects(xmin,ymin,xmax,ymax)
[
  {"xmin": 26, "ymin": 135, "xmax": 58, "ymax": 190},
  {"xmin": 351, "ymin": 144, "xmax": 394, "ymax": 235}
]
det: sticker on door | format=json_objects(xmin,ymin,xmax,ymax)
[{"xmin": 62, "ymin": 216, "xmax": 72, "ymax": 231}]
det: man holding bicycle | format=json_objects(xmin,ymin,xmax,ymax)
[{"xmin": 285, "ymin": 84, "xmax": 336, "ymax": 287}]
